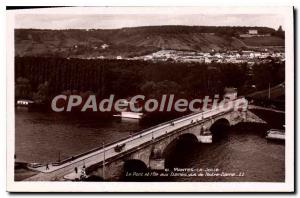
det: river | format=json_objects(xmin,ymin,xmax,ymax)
[{"xmin": 15, "ymin": 108, "xmax": 285, "ymax": 182}]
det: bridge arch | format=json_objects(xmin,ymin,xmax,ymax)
[
  {"xmin": 210, "ymin": 118, "xmax": 230, "ymax": 140},
  {"xmin": 122, "ymin": 159, "xmax": 148, "ymax": 181},
  {"xmin": 162, "ymin": 133, "xmax": 198, "ymax": 168},
  {"xmin": 163, "ymin": 133, "xmax": 199, "ymax": 156}
]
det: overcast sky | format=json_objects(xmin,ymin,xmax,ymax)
[{"xmin": 15, "ymin": 14, "xmax": 284, "ymax": 30}]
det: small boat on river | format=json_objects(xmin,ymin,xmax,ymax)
[
  {"xmin": 265, "ymin": 129, "xmax": 285, "ymax": 141},
  {"xmin": 113, "ymin": 111, "xmax": 144, "ymax": 119}
]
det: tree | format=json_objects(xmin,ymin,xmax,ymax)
[
  {"xmin": 32, "ymin": 81, "xmax": 49, "ymax": 104},
  {"xmin": 15, "ymin": 77, "xmax": 32, "ymax": 99},
  {"xmin": 141, "ymin": 80, "xmax": 181, "ymax": 98},
  {"xmin": 140, "ymin": 81, "xmax": 156, "ymax": 98}
]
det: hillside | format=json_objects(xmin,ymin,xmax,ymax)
[{"xmin": 15, "ymin": 26, "xmax": 284, "ymax": 58}]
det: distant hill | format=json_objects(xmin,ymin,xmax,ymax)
[{"xmin": 15, "ymin": 26, "xmax": 284, "ymax": 58}]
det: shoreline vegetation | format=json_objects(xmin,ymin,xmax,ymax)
[
  {"xmin": 14, "ymin": 25, "xmax": 285, "ymax": 181},
  {"xmin": 15, "ymin": 58, "xmax": 285, "ymax": 113}
]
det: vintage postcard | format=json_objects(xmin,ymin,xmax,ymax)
[{"xmin": 6, "ymin": 6, "xmax": 294, "ymax": 192}]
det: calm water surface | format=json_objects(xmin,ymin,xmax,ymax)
[
  {"xmin": 15, "ymin": 110, "xmax": 144, "ymax": 163},
  {"xmin": 15, "ymin": 109, "xmax": 285, "ymax": 182},
  {"xmin": 164, "ymin": 125, "xmax": 285, "ymax": 182}
]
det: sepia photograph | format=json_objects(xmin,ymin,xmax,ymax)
[{"xmin": 6, "ymin": 6, "xmax": 294, "ymax": 192}]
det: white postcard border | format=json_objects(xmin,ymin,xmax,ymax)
[{"xmin": 6, "ymin": 6, "xmax": 294, "ymax": 192}]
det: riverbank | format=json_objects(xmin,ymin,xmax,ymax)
[{"xmin": 15, "ymin": 108, "xmax": 285, "ymax": 181}]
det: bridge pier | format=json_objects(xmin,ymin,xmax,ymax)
[
  {"xmin": 197, "ymin": 133, "xmax": 213, "ymax": 143},
  {"xmin": 87, "ymin": 159, "xmax": 125, "ymax": 181},
  {"xmin": 197, "ymin": 125, "xmax": 212, "ymax": 143},
  {"xmin": 149, "ymin": 147, "xmax": 165, "ymax": 170},
  {"xmin": 25, "ymin": 98, "xmax": 251, "ymax": 181},
  {"xmin": 149, "ymin": 158, "xmax": 165, "ymax": 170}
]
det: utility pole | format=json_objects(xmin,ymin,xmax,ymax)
[
  {"xmin": 102, "ymin": 142, "xmax": 105, "ymax": 180},
  {"xmin": 268, "ymin": 83, "xmax": 271, "ymax": 100}
]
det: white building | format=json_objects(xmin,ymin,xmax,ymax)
[
  {"xmin": 204, "ymin": 57, "xmax": 212, "ymax": 63},
  {"xmin": 101, "ymin": 44, "xmax": 109, "ymax": 49},
  {"xmin": 249, "ymin": 29, "xmax": 258, "ymax": 35}
]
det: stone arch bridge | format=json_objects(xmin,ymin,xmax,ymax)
[{"xmin": 25, "ymin": 97, "xmax": 264, "ymax": 181}]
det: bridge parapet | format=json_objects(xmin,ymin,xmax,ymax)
[{"xmin": 26, "ymin": 97, "xmax": 248, "ymax": 181}]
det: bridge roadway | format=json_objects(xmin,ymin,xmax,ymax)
[{"xmin": 25, "ymin": 98, "xmax": 247, "ymax": 181}]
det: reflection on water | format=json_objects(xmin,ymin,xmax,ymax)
[
  {"xmin": 15, "ymin": 110, "xmax": 143, "ymax": 163},
  {"xmin": 163, "ymin": 124, "xmax": 284, "ymax": 182},
  {"xmin": 15, "ymin": 109, "xmax": 285, "ymax": 182}
]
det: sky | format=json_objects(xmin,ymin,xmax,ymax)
[{"xmin": 15, "ymin": 14, "xmax": 284, "ymax": 30}]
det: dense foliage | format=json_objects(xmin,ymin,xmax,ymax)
[{"xmin": 15, "ymin": 57, "xmax": 285, "ymax": 104}]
